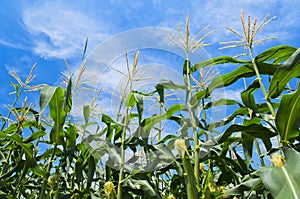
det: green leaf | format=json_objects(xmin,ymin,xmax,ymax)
[
  {"xmin": 183, "ymin": 59, "xmax": 191, "ymax": 75},
  {"xmin": 134, "ymin": 93, "xmax": 144, "ymax": 124},
  {"xmin": 0, "ymin": 132, "xmax": 35, "ymax": 166},
  {"xmin": 260, "ymin": 148, "xmax": 300, "ymax": 199},
  {"xmin": 102, "ymin": 114, "xmax": 122, "ymax": 141},
  {"xmin": 139, "ymin": 104, "xmax": 187, "ymax": 136},
  {"xmin": 269, "ymin": 48, "xmax": 300, "ymax": 98},
  {"xmin": 64, "ymin": 77, "xmax": 72, "ymax": 113},
  {"xmin": 241, "ymin": 118, "xmax": 260, "ymax": 166},
  {"xmin": 87, "ymin": 156, "xmax": 95, "ymax": 188},
  {"xmin": 241, "ymin": 79, "xmax": 260, "ymax": 112},
  {"xmin": 275, "ymin": 86, "xmax": 300, "ymax": 143},
  {"xmin": 83, "ymin": 105, "xmax": 91, "ymax": 124},
  {"xmin": 204, "ymin": 98, "xmax": 242, "ymax": 109},
  {"xmin": 75, "ymin": 157, "xmax": 84, "ymax": 185},
  {"xmin": 0, "ymin": 159, "xmax": 25, "ymax": 179},
  {"xmin": 208, "ymin": 107, "xmax": 249, "ymax": 129},
  {"xmin": 129, "ymin": 179, "xmax": 158, "ymax": 198},
  {"xmin": 190, "ymin": 56, "xmax": 250, "ymax": 73},
  {"xmin": 190, "ymin": 89, "xmax": 209, "ymax": 108},
  {"xmin": 202, "ymin": 167, "xmax": 212, "ymax": 198},
  {"xmin": 126, "ymin": 91, "xmax": 136, "ymax": 108},
  {"xmin": 157, "ymin": 79, "xmax": 187, "ymax": 90},
  {"xmin": 49, "ymin": 87, "xmax": 66, "ymax": 144},
  {"xmin": 155, "ymin": 84, "xmax": 164, "ymax": 103},
  {"xmin": 190, "ymin": 62, "xmax": 278, "ymax": 107},
  {"xmin": 255, "ymin": 45, "xmax": 297, "ymax": 63},
  {"xmin": 226, "ymin": 178, "xmax": 262, "ymax": 196},
  {"xmin": 218, "ymin": 123, "xmax": 275, "ymax": 144},
  {"xmin": 209, "ymin": 63, "xmax": 277, "ymax": 91},
  {"xmin": 126, "ymin": 91, "xmax": 144, "ymax": 123},
  {"xmin": 65, "ymin": 125, "xmax": 77, "ymax": 148},
  {"xmin": 39, "ymin": 85, "xmax": 58, "ymax": 112},
  {"xmin": 23, "ymin": 130, "xmax": 46, "ymax": 143},
  {"xmin": 280, "ymin": 48, "xmax": 300, "ymax": 70},
  {"xmin": 143, "ymin": 143, "xmax": 175, "ymax": 171}
]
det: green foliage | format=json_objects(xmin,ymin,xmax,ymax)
[
  {"xmin": 260, "ymin": 148, "xmax": 300, "ymax": 198},
  {"xmin": 0, "ymin": 14, "xmax": 299, "ymax": 199},
  {"xmin": 276, "ymin": 86, "xmax": 300, "ymax": 143}
]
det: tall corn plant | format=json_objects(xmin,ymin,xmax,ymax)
[{"xmin": 1, "ymin": 11, "xmax": 300, "ymax": 199}]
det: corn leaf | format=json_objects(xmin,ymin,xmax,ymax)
[
  {"xmin": 275, "ymin": 86, "xmax": 300, "ymax": 143},
  {"xmin": 260, "ymin": 148, "xmax": 300, "ymax": 199}
]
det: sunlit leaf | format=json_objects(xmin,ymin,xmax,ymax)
[
  {"xmin": 157, "ymin": 79, "xmax": 187, "ymax": 90},
  {"xmin": 65, "ymin": 125, "xmax": 77, "ymax": 148},
  {"xmin": 241, "ymin": 79, "xmax": 260, "ymax": 112},
  {"xmin": 129, "ymin": 179, "xmax": 158, "ymax": 198},
  {"xmin": 49, "ymin": 87, "xmax": 66, "ymax": 144},
  {"xmin": 275, "ymin": 86, "xmax": 300, "ymax": 143},
  {"xmin": 269, "ymin": 48, "xmax": 300, "ymax": 98},
  {"xmin": 260, "ymin": 148, "xmax": 300, "ymax": 199},
  {"xmin": 83, "ymin": 105, "xmax": 91, "ymax": 124},
  {"xmin": 190, "ymin": 56, "xmax": 250, "ymax": 73},
  {"xmin": 255, "ymin": 45, "xmax": 296, "ymax": 63},
  {"xmin": 0, "ymin": 132, "xmax": 35, "ymax": 166},
  {"xmin": 218, "ymin": 123, "xmax": 275, "ymax": 144},
  {"xmin": 23, "ymin": 130, "xmax": 46, "ymax": 143},
  {"xmin": 39, "ymin": 85, "xmax": 57, "ymax": 112},
  {"xmin": 209, "ymin": 63, "xmax": 277, "ymax": 91}
]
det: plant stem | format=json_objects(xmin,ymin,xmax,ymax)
[
  {"xmin": 255, "ymin": 139, "xmax": 265, "ymax": 166},
  {"xmin": 117, "ymin": 108, "xmax": 130, "ymax": 199},
  {"xmin": 40, "ymin": 144, "xmax": 57, "ymax": 199},
  {"xmin": 182, "ymin": 152, "xmax": 199, "ymax": 199},
  {"xmin": 242, "ymin": 72, "xmax": 266, "ymax": 166},
  {"xmin": 248, "ymin": 48, "xmax": 275, "ymax": 118},
  {"xmin": 248, "ymin": 47, "xmax": 272, "ymax": 166},
  {"xmin": 186, "ymin": 60, "xmax": 200, "ymax": 186}
]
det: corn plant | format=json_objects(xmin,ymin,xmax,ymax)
[{"xmin": 0, "ymin": 10, "xmax": 300, "ymax": 199}]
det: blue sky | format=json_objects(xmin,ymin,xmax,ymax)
[{"xmin": 1, "ymin": 0, "xmax": 300, "ymax": 121}]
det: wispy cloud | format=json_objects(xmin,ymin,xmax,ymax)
[
  {"xmin": 0, "ymin": 38, "xmax": 26, "ymax": 49},
  {"xmin": 191, "ymin": 0, "xmax": 300, "ymax": 44},
  {"xmin": 22, "ymin": 1, "xmax": 109, "ymax": 59}
]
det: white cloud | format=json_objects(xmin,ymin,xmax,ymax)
[
  {"xmin": 192, "ymin": 0, "xmax": 299, "ymax": 44},
  {"xmin": 5, "ymin": 64, "xmax": 21, "ymax": 74},
  {"xmin": 22, "ymin": 1, "xmax": 109, "ymax": 59},
  {"xmin": 0, "ymin": 38, "xmax": 25, "ymax": 49},
  {"xmin": 20, "ymin": 0, "xmax": 299, "ymax": 60}
]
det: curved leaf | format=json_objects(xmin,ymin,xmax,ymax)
[
  {"xmin": 255, "ymin": 45, "xmax": 296, "ymax": 63},
  {"xmin": 190, "ymin": 56, "xmax": 250, "ymax": 73},
  {"xmin": 218, "ymin": 123, "xmax": 275, "ymax": 144},
  {"xmin": 275, "ymin": 86, "xmax": 300, "ymax": 143},
  {"xmin": 241, "ymin": 79, "xmax": 260, "ymax": 112},
  {"xmin": 129, "ymin": 179, "xmax": 158, "ymax": 198},
  {"xmin": 39, "ymin": 85, "xmax": 57, "ymax": 112},
  {"xmin": 209, "ymin": 63, "xmax": 277, "ymax": 91},
  {"xmin": 64, "ymin": 77, "xmax": 72, "ymax": 113},
  {"xmin": 260, "ymin": 148, "xmax": 300, "ymax": 199},
  {"xmin": 204, "ymin": 98, "xmax": 242, "ymax": 109},
  {"xmin": 157, "ymin": 79, "xmax": 187, "ymax": 90},
  {"xmin": 49, "ymin": 87, "xmax": 66, "ymax": 144},
  {"xmin": 83, "ymin": 105, "xmax": 91, "ymax": 124},
  {"xmin": 0, "ymin": 132, "xmax": 35, "ymax": 166},
  {"xmin": 269, "ymin": 48, "xmax": 300, "ymax": 98}
]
